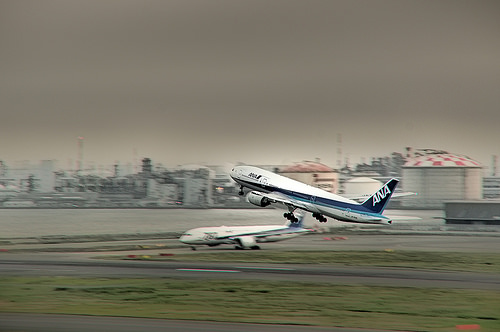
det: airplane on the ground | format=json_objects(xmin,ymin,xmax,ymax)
[
  {"xmin": 179, "ymin": 211, "xmax": 311, "ymax": 250},
  {"xmin": 230, "ymin": 165, "xmax": 400, "ymax": 225}
]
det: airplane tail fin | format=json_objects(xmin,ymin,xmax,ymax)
[
  {"xmin": 361, "ymin": 178, "xmax": 399, "ymax": 214},
  {"xmin": 288, "ymin": 210, "xmax": 306, "ymax": 228}
]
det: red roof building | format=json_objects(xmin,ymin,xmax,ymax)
[{"xmin": 280, "ymin": 161, "xmax": 338, "ymax": 193}]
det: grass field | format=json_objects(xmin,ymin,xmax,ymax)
[
  {"xmin": 3, "ymin": 250, "xmax": 500, "ymax": 331},
  {"xmin": 0, "ymin": 276, "xmax": 499, "ymax": 331}
]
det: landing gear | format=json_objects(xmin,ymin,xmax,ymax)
[
  {"xmin": 283, "ymin": 212, "xmax": 299, "ymax": 223},
  {"xmin": 283, "ymin": 205, "xmax": 299, "ymax": 223},
  {"xmin": 190, "ymin": 246, "xmax": 197, "ymax": 251},
  {"xmin": 238, "ymin": 186, "xmax": 245, "ymax": 196},
  {"xmin": 312, "ymin": 212, "xmax": 328, "ymax": 223},
  {"xmin": 234, "ymin": 245, "xmax": 261, "ymax": 250}
]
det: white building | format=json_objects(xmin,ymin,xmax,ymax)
[
  {"xmin": 146, "ymin": 180, "xmax": 179, "ymax": 204},
  {"xmin": 175, "ymin": 165, "xmax": 214, "ymax": 207},
  {"xmin": 343, "ymin": 177, "xmax": 382, "ymax": 196},
  {"xmin": 5, "ymin": 160, "xmax": 57, "ymax": 193}
]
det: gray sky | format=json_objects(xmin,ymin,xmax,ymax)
[{"xmin": 1, "ymin": 0, "xmax": 499, "ymax": 169}]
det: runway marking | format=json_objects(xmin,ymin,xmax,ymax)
[
  {"xmin": 2, "ymin": 268, "xmax": 77, "ymax": 272},
  {"xmin": 176, "ymin": 268, "xmax": 241, "ymax": 273},
  {"xmin": 235, "ymin": 266, "xmax": 296, "ymax": 271}
]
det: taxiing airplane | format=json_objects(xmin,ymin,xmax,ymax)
[
  {"xmin": 179, "ymin": 211, "xmax": 310, "ymax": 250},
  {"xmin": 230, "ymin": 165, "xmax": 399, "ymax": 225}
]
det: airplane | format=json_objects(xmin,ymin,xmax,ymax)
[
  {"xmin": 179, "ymin": 211, "xmax": 311, "ymax": 250},
  {"xmin": 230, "ymin": 165, "xmax": 399, "ymax": 225}
]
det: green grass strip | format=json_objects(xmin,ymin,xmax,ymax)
[
  {"xmin": 110, "ymin": 250, "xmax": 500, "ymax": 273},
  {"xmin": 0, "ymin": 277, "xmax": 499, "ymax": 331}
]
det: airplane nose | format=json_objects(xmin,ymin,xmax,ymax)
[{"xmin": 230, "ymin": 167, "xmax": 241, "ymax": 180}]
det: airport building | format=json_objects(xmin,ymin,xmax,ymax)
[
  {"xmin": 401, "ymin": 151, "xmax": 483, "ymax": 209},
  {"xmin": 343, "ymin": 177, "xmax": 382, "ymax": 196},
  {"xmin": 483, "ymin": 176, "xmax": 500, "ymax": 199},
  {"xmin": 444, "ymin": 200, "xmax": 500, "ymax": 225}
]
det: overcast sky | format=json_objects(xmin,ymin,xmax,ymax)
[{"xmin": 1, "ymin": 0, "xmax": 499, "ymax": 170}]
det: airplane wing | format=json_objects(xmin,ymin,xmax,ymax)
[
  {"xmin": 216, "ymin": 226, "xmax": 310, "ymax": 241},
  {"xmin": 248, "ymin": 190, "xmax": 314, "ymax": 212}
]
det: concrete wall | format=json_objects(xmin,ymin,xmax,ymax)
[{"xmin": 445, "ymin": 201, "xmax": 500, "ymax": 225}]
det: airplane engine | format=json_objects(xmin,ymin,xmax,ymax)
[
  {"xmin": 235, "ymin": 235, "xmax": 259, "ymax": 249},
  {"xmin": 246, "ymin": 191, "xmax": 271, "ymax": 207}
]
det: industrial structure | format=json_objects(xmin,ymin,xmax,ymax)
[
  {"xmin": 2, "ymin": 148, "xmax": 500, "ymax": 217},
  {"xmin": 401, "ymin": 150, "xmax": 482, "ymax": 209},
  {"xmin": 0, "ymin": 158, "xmax": 215, "ymax": 208}
]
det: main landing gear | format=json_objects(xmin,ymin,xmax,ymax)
[
  {"xmin": 312, "ymin": 212, "xmax": 328, "ymax": 223},
  {"xmin": 234, "ymin": 245, "xmax": 261, "ymax": 250},
  {"xmin": 283, "ymin": 212, "xmax": 299, "ymax": 223}
]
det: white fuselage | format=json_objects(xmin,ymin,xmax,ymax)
[
  {"xmin": 179, "ymin": 225, "xmax": 307, "ymax": 246},
  {"xmin": 230, "ymin": 166, "xmax": 392, "ymax": 224}
]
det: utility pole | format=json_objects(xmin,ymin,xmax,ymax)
[
  {"xmin": 77, "ymin": 136, "xmax": 84, "ymax": 174},
  {"xmin": 336, "ymin": 133, "xmax": 343, "ymax": 169}
]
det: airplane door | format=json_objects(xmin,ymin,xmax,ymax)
[{"xmin": 307, "ymin": 195, "xmax": 321, "ymax": 213}]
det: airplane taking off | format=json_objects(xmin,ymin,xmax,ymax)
[
  {"xmin": 230, "ymin": 165, "xmax": 399, "ymax": 225},
  {"xmin": 179, "ymin": 211, "xmax": 310, "ymax": 250}
]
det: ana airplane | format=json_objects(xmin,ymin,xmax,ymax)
[
  {"xmin": 179, "ymin": 212, "xmax": 310, "ymax": 250},
  {"xmin": 230, "ymin": 165, "xmax": 399, "ymax": 225}
]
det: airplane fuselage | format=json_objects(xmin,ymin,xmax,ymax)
[
  {"xmin": 180, "ymin": 224, "xmax": 309, "ymax": 249},
  {"xmin": 230, "ymin": 166, "xmax": 394, "ymax": 224},
  {"xmin": 180, "ymin": 225, "xmax": 303, "ymax": 244}
]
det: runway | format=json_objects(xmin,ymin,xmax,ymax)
[
  {"xmin": 1, "ymin": 256, "xmax": 499, "ymax": 290},
  {"xmin": 0, "ymin": 313, "xmax": 386, "ymax": 332},
  {"xmin": 1, "ymin": 232, "xmax": 500, "ymax": 290}
]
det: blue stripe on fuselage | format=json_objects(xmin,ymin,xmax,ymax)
[{"xmin": 236, "ymin": 178, "xmax": 384, "ymax": 219}]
